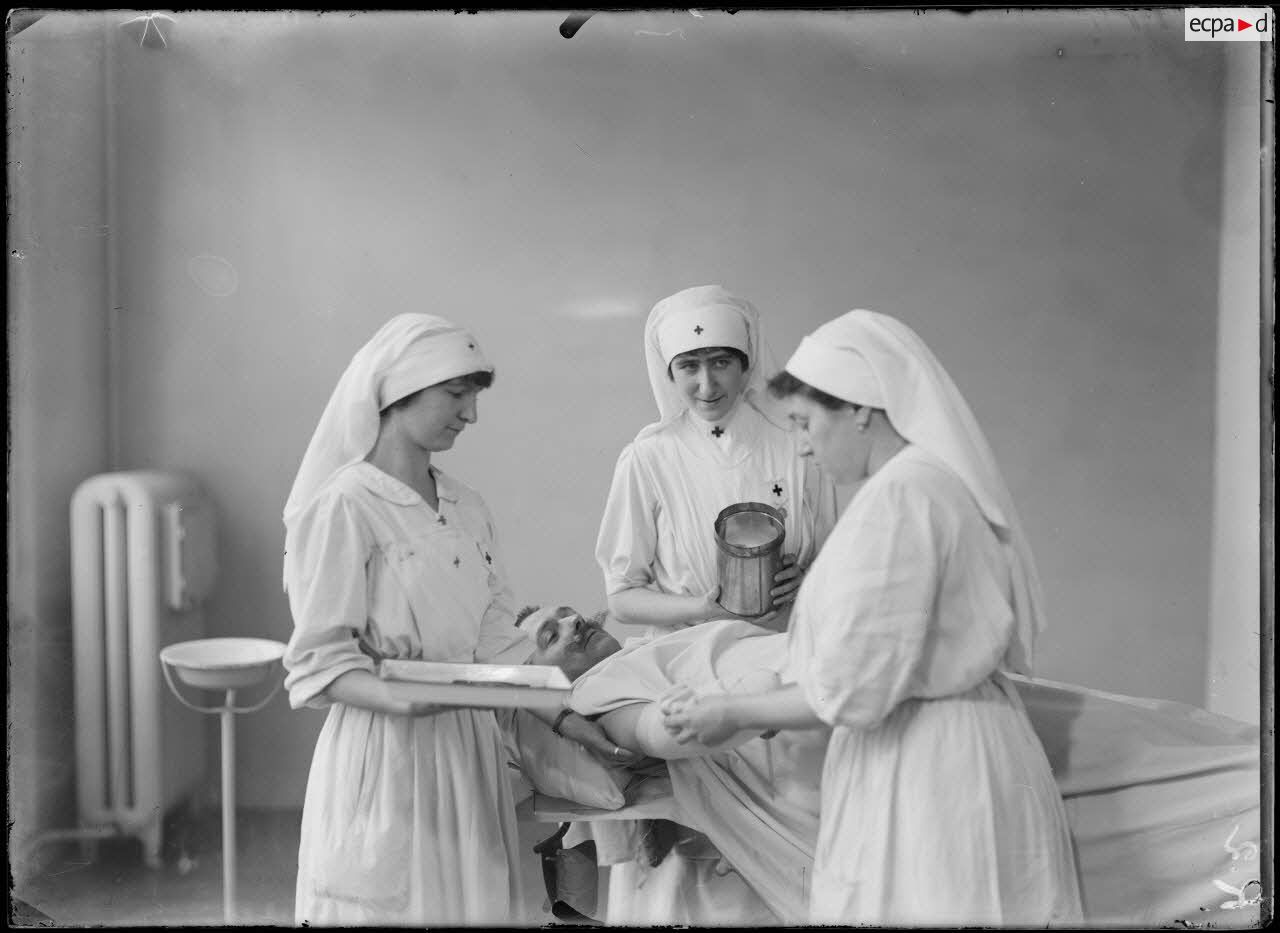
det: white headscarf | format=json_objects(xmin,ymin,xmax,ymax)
[
  {"xmin": 638, "ymin": 285, "xmax": 783, "ymax": 438},
  {"xmin": 282, "ymin": 313, "xmax": 493, "ymax": 532},
  {"xmin": 784, "ymin": 309, "xmax": 1047, "ymax": 674}
]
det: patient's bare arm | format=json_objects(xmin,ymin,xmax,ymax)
[
  {"xmin": 556, "ymin": 709, "xmax": 644, "ymax": 765},
  {"xmin": 596, "ymin": 702, "xmax": 760, "ymax": 760}
]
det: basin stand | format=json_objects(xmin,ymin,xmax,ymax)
[{"xmin": 161, "ymin": 668, "xmax": 281, "ymax": 924}]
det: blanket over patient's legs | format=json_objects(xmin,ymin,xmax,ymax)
[{"xmin": 571, "ymin": 620, "xmax": 1263, "ymax": 927}]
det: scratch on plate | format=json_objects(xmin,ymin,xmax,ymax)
[
  {"xmin": 636, "ymin": 28, "xmax": 686, "ymax": 39},
  {"xmin": 1223, "ymin": 824, "xmax": 1259, "ymax": 861},
  {"xmin": 48, "ymin": 860, "xmax": 92, "ymax": 876}
]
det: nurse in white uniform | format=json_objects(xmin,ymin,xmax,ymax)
[
  {"xmin": 598, "ymin": 284, "xmax": 838, "ymax": 636},
  {"xmin": 664, "ymin": 309, "xmax": 1085, "ymax": 927},
  {"xmin": 281, "ymin": 315, "xmax": 622, "ymax": 926},
  {"xmin": 594, "ymin": 285, "xmax": 839, "ymax": 925}
]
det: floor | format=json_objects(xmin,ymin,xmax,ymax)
[{"xmin": 11, "ymin": 806, "xmax": 585, "ymax": 928}]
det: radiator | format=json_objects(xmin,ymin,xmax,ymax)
[{"xmin": 70, "ymin": 470, "xmax": 218, "ymax": 866}]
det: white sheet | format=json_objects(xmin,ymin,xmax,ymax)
[{"xmin": 571, "ymin": 620, "xmax": 1263, "ymax": 927}]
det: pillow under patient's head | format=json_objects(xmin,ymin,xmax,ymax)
[{"xmin": 507, "ymin": 709, "xmax": 630, "ymax": 810}]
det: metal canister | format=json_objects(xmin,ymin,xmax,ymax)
[{"xmin": 713, "ymin": 502, "xmax": 786, "ymax": 618}]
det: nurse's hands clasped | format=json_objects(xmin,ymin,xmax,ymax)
[{"xmin": 660, "ymin": 684, "xmax": 739, "ymax": 747}]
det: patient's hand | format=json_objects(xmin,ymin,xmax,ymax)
[
  {"xmin": 556, "ymin": 710, "xmax": 644, "ymax": 767},
  {"xmin": 660, "ymin": 685, "xmax": 740, "ymax": 747}
]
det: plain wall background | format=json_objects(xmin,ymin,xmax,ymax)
[
  {"xmin": 1207, "ymin": 44, "xmax": 1265, "ymax": 724},
  {"xmin": 8, "ymin": 19, "xmax": 114, "ymax": 862},
  {"xmin": 8, "ymin": 8, "xmax": 1262, "ymax": 837}
]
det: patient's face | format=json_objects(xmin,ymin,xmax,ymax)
[{"xmin": 523, "ymin": 606, "xmax": 621, "ymax": 681}]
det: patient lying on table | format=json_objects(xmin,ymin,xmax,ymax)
[
  {"xmin": 518, "ymin": 606, "xmax": 825, "ymax": 924},
  {"xmin": 520, "ymin": 605, "xmax": 791, "ymax": 759},
  {"xmin": 516, "ymin": 606, "xmax": 1263, "ymax": 928}
]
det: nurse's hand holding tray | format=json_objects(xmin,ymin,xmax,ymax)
[{"xmin": 374, "ymin": 658, "xmax": 642, "ymax": 766}]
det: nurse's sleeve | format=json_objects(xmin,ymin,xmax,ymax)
[
  {"xmin": 473, "ymin": 498, "xmax": 531, "ymax": 665},
  {"xmin": 282, "ymin": 492, "xmax": 377, "ymax": 710},
  {"xmin": 793, "ymin": 480, "xmax": 944, "ymax": 730},
  {"xmin": 595, "ymin": 444, "xmax": 659, "ymax": 596}
]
